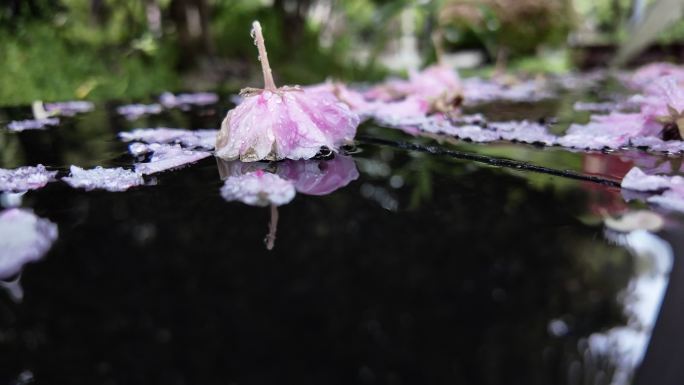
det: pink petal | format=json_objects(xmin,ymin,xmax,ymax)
[{"xmin": 216, "ymin": 88, "xmax": 359, "ymax": 161}]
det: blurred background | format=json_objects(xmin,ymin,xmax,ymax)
[{"xmin": 2, "ymin": 0, "xmax": 684, "ymax": 106}]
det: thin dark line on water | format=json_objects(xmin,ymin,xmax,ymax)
[{"xmin": 357, "ymin": 136, "xmax": 621, "ymax": 187}]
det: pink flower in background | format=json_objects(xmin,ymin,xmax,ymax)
[
  {"xmin": 215, "ymin": 21, "xmax": 359, "ymax": 162},
  {"xmin": 305, "ymin": 82, "xmax": 376, "ymax": 117},
  {"xmin": 365, "ymin": 64, "xmax": 463, "ymax": 114},
  {"xmin": 558, "ymin": 112, "xmax": 648, "ymax": 150},
  {"xmin": 628, "ymin": 63, "xmax": 684, "ymax": 90}
]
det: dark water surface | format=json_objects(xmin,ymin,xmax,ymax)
[{"xmin": 0, "ymin": 92, "xmax": 681, "ymax": 385}]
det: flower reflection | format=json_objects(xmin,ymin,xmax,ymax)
[{"xmin": 217, "ymin": 155, "xmax": 359, "ymax": 249}]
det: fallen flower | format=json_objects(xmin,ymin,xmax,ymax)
[
  {"xmin": 0, "ymin": 165, "xmax": 57, "ymax": 192},
  {"xmin": 214, "ymin": 21, "xmax": 359, "ymax": 162},
  {"xmin": 63, "ymin": 166, "xmax": 144, "ymax": 192},
  {"xmin": 133, "ymin": 144, "xmax": 211, "ymax": 175},
  {"xmin": 0, "ymin": 209, "xmax": 58, "ymax": 279}
]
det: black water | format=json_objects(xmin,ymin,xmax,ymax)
[{"xmin": 0, "ymin": 93, "xmax": 680, "ymax": 385}]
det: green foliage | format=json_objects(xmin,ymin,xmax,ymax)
[{"xmin": 0, "ymin": 24, "xmax": 178, "ymax": 105}]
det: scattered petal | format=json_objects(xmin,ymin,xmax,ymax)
[
  {"xmin": 120, "ymin": 128, "xmax": 217, "ymax": 150},
  {"xmin": 159, "ymin": 92, "xmax": 219, "ymax": 108},
  {"xmin": 7, "ymin": 118, "xmax": 60, "ymax": 132},
  {"xmin": 558, "ymin": 113, "xmax": 647, "ymax": 150},
  {"xmin": 116, "ymin": 103, "xmax": 163, "ymax": 120},
  {"xmin": 63, "ymin": 166, "xmax": 144, "ymax": 192},
  {"xmin": 621, "ymin": 167, "xmax": 684, "ymax": 192},
  {"xmin": 0, "ymin": 165, "xmax": 57, "ymax": 192},
  {"xmin": 134, "ymin": 144, "xmax": 211, "ymax": 175},
  {"xmin": 0, "ymin": 209, "xmax": 58, "ymax": 279},
  {"xmin": 44, "ymin": 101, "xmax": 94, "ymax": 116}
]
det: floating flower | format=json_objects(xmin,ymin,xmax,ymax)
[
  {"xmin": 215, "ymin": 21, "xmax": 359, "ymax": 162},
  {"xmin": 0, "ymin": 209, "xmax": 58, "ymax": 279}
]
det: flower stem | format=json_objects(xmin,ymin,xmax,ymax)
[
  {"xmin": 265, "ymin": 203, "xmax": 279, "ymax": 250},
  {"xmin": 251, "ymin": 21, "xmax": 276, "ymax": 91}
]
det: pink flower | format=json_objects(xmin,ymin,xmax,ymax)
[
  {"xmin": 215, "ymin": 21, "xmax": 359, "ymax": 162},
  {"xmin": 628, "ymin": 63, "xmax": 684, "ymax": 90},
  {"xmin": 305, "ymin": 82, "xmax": 376, "ymax": 117},
  {"xmin": 365, "ymin": 64, "xmax": 463, "ymax": 114}
]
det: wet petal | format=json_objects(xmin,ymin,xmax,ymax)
[
  {"xmin": 134, "ymin": 144, "xmax": 211, "ymax": 175},
  {"xmin": 0, "ymin": 165, "xmax": 57, "ymax": 192},
  {"xmin": 0, "ymin": 209, "xmax": 58, "ymax": 279},
  {"xmin": 63, "ymin": 166, "xmax": 144, "ymax": 192},
  {"xmin": 7, "ymin": 118, "xmax": 60, "ymax": 132}
]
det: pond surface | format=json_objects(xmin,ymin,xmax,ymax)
[{"xmin": 0, "ymin": 83, "xmax": 682, "ymax": 385}]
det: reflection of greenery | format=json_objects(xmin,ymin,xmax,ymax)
[{"xmin": 0, "ymin": 132, "xmax": 25, "ymax": 169}]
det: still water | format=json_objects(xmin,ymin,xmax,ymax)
[{"xmin": 0, "ymin": 89, "xmax": 680, "ymax": 385}]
